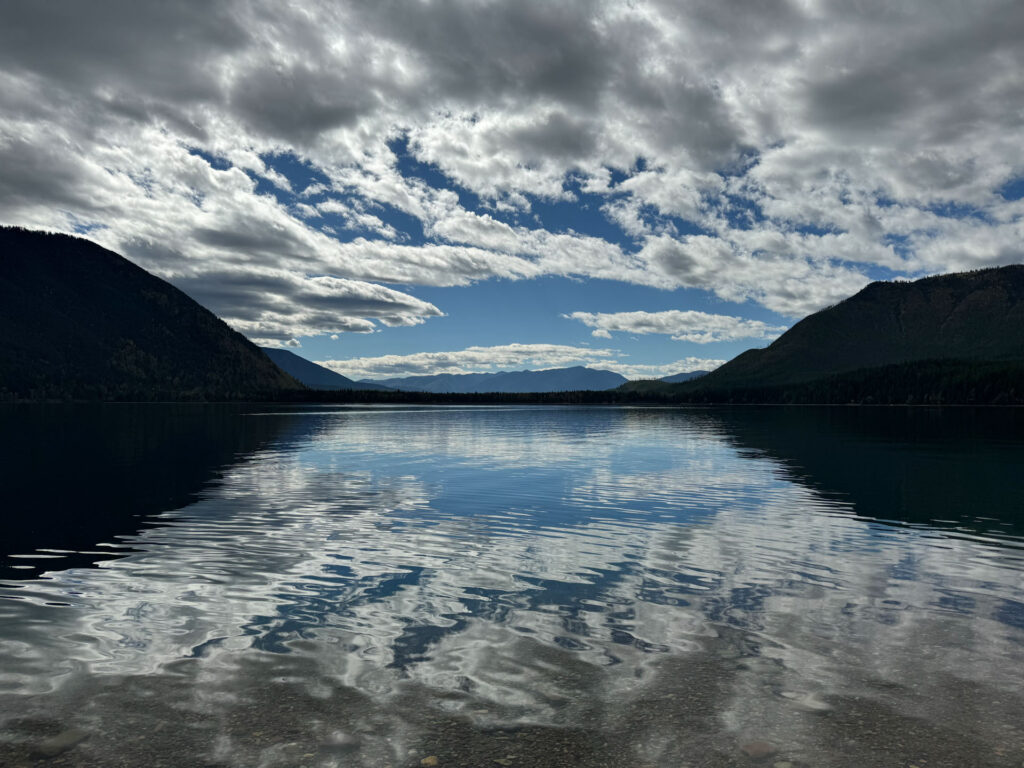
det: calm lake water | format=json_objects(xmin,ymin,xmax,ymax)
[{"xmin": 1, "ymin": 404, "xmax": 1023, "ymax": 767}]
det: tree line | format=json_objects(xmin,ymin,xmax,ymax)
[{"xmin": 6, "ymin": 358, "xmax": 1024, "ymax": 405}]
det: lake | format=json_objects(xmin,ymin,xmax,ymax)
[{"xmin": 1, "ymin": 404, "xmax": 1023, "ymax": 767}]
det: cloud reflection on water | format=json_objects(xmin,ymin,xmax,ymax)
[{"xmin": 1, "ymin": 406, "xmax": 1023, "ymax": 766}]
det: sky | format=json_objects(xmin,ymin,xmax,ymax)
[{"xmin": 1, "ymin": 1, "xmax": 1022, "ymax": 380}]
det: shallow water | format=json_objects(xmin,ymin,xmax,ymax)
[{"xmin": 1, "ymin": 404, "xmax": 1023, "ymax": 767}]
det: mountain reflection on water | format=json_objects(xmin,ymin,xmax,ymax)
[{"xmin": 1, "ymin": 404, "xmax": 1023, "ymax": 768}]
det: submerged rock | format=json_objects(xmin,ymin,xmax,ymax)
[
  {"xmin": 740, "ymin": 740, "xmax": 777, "ymax": 760},
  {"xmin": 32, "ymin": 727, "xmax": 89, "ymax": 757}
]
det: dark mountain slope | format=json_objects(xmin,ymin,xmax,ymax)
[
  {"xmin": 365, "ymin": 366, "xmax": 629, "ymax": 393},
  {"xmin": 661, "ymin": 370, "xmax": 709, "ymax": 383},
  {"xmin": 0, "ymin": 227, "xmax": 299, "ymax": 400},
  {"xmin": 689, "ymin": 266, "xmax": 1024, "ymax": 390},
  {"xmin": 262, "ymin": 347, "xmax": 391, "ymax": 391},
  {"xmin": 617, "ymin": 370, "xmax": 709, "ymax": 394}
]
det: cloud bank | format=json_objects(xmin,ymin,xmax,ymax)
[
  {"xmin": 1, "ymin": 0, "xmax": 1022, "ymax": 343},
  {"xmin": 566, "ymin": 310, "xmax": 787, "ymax": 344}
]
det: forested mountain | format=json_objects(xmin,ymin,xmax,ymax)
[
  {"xmin": 262, "ymin": 348, "xmax": 391, "ymax": 391},
  {"xmin": 671, "ymin": 359, "xmax": 1024, "ymax": 405},
  {"xmin": 617, "ymin": 370, "xmax": 709, "ymax": 393},
  {"xmin": 683, "ymin": 266, "xmax": 1024, "ymax": 391},
  {"xmin": 363, "ymin": 366, "xmax": 628, "ymax": 393},
  {"xmin": 0, "ymin": 227, "xmax": 299, "ymax": 400},
  {"xmin": 660, "ymin": 370, "xmax": 709, "ymax": 383}
]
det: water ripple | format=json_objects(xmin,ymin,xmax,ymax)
[{"xmin": 1, "ymin": 405, "xmax": 1023, "ymax": 766}]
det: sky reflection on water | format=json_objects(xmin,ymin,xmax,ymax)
[{"xmin": 1, "ymin": 405, "xmax": 1023, "ymax": 767}]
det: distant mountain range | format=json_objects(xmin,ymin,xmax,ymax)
[
  {"xmin": 362, "ymin": 366, "xmax": 629, "ymax": 393},
  {"xmin": 0, "ymin": 227, "xmax": 299, "ymax": 400},
  {"xmin": 261, "ymin": 347, "xmax": 391, "ymax": 391},
  {"xmin": 267, "ymin": 351, "xmax": 707, "ymax": 394},
  {"xmin": 262, "ymin": 350, "xmax": 636, "ymax": 393}
]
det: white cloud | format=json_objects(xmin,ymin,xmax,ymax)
[
  {"xmin": 165, "ymin": 264, "xmax": 445, "ymax": 342},
  {"xmin": 566, "ymin": 310, "xmax": 788, "ymax": 344},
  {"xmin": 1, "ymin": 0, "xmax": 1022, "ymax": 339},
  {"xmin": 637, "ymin": 233, "xmax": 875, "ymax": 317},
  {"xmin": 317, "ymin": 198, "xmax": 400, "ymax": 241},
  {"xmin": 611, "ymin": 358, "xmax": 727, "ymax": 379}
]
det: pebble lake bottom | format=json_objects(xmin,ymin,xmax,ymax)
[{"xmin": 1, "ymin": 403, "xmax": 1022, "ymax": 767}]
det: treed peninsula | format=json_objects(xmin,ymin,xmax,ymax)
[{"xmin": 3, "ymin": 226, "xmax": 1024, "ymax": 405}]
